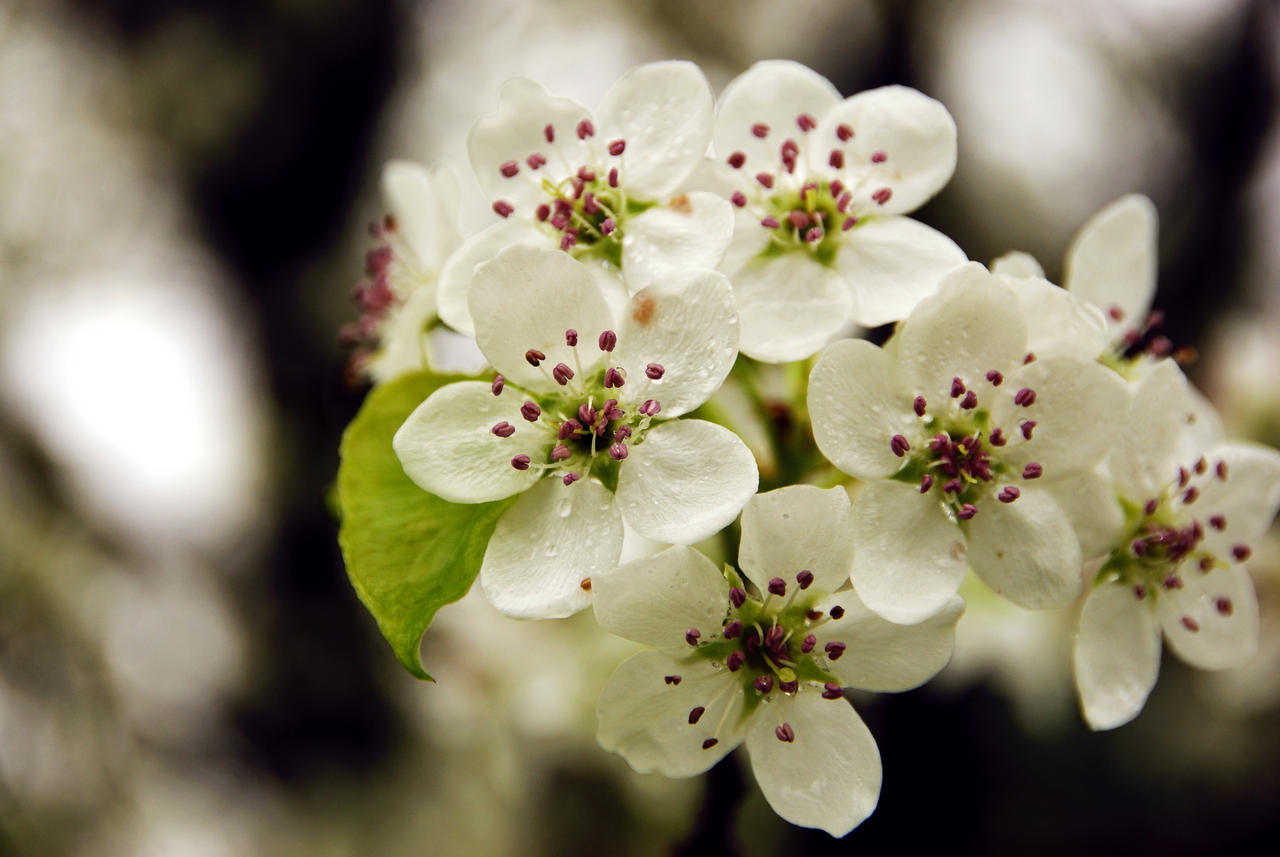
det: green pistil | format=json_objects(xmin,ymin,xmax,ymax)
[
  {"xmin": 538, "ymin": 175, "xmax": 652, "ymax": 268},
  {"xmin": 757, "ymin": 182, "xmax": 867, "ymax": 267}
]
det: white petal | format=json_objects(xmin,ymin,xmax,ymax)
[
  {"xmin": 366, "ymin": 285, "xmax": 436, "ymax": 383},
  {"xmin": 597, "ymin": 61, "xmax": 714, "ymax": 200},
  {"xmin": 616, "ymin": 419, "xmax": 759, "ymax": 545},
  {"xmin": 1073, "ymin": 580, "xmax": 1161, "ymax": 730},
  {"xmin": 621, "ymin": 192, "xmax": 734, "ymax": 293},
  {"xmin": 381, "ymin": 160, "xmax": 460, "ymax": 273},
  {"xmin": 1044, "ymin": 468, "xmax": 1125, "ymax": 561},
  {"xmin": 808, "ymin": 339, "xmax": 915, "ymax": 480},
  {"xmin": 721, "ymin": 206, "xmax": 776, "ymax": 273},
  {"xmin": 990, "ymin": 250, "xmax": 1044, "ymax": 280},
  {"xmin": 836, "ymin": 216, "xmax": 967, "ymax": 327},
  {"xmin": 592, "ymin": 545, "xmax": 731, "ymax": 649},
  {"xmin": 745, "ymin": 692, "xmax": 881, "ymax": 838},
  {"xmin": 993, "ymin": 356, "xmax": 1130, "ymax": 478},
  {"xmin": 393, "ymin": 381, "xmax": 549, "ymax": 502},
  {"xmin": 468, "ymin": 77, "xmax": 592, "ymax": 211},
  {"xmin": 713, "ymin": 60, "xmax": 842, "ymax": 177},
  {"xmin": 1064, "ymin": 194, "xmax": 1158, "ymax": 342},
  {"xmin": 1191, "ymin": 442, "xmax": 1280, "ymax": 560},
  {"xmin": 965, "ymin": 487, "xmax": 1082, "ymax": 609},
  {"xmin": 896, "ymin": 263, "xmax": 1027, "ymax": 397},
  {"xmin": 1011, "ymin": 276, "xmax": 1109, "ymax": 362},
  {"xmin": 613, "ymin": 268, "xmax": 739, "ymax": 418},
  {"xmin": 816, "ymin": 85, "xmax": 958, "ymax": 216},
  {"xmin": 732, "ymin": 253, "xmax": 853, "ymax": 363},
  {"xmin": 436, "ymin": 219, "xmax": 546, "ymax": 336},
  {"xmin": 1158, "ymin": 563, "xmax": 1259, "ymax": 670},
  {"xmin": 850, "ymin": 480, "xmax": 968, "ymax": 624},
  {"xmin": 738, "ymin": 485, "xmax": 856, "ymax": 595},
  {"xmin": 468, "ymin": 246, "xmax": 613, "ymax": 390},
  {"xmin": 1109, "ymin": 358, "xmax": 1196, "ymax": 501},
  {"xmin": 597, "ymin": 651, "xmax": 744, "ymax": 777},
  {"xmin": 479, "ymin": 477, "xmax": 623, "ymax": 619},
  {"xmin": 821, "ymin": 591, "xmax": 964, "ymax": 692}
]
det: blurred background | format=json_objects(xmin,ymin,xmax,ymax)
[{"xmin": 2, "ymin": 0, "xmax": 1279, "ymax": 854}]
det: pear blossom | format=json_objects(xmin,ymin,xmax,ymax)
[
  {"xmin": 593, "ymin": 485, "xmax": 963, "ymax": 836},
  {"xmin": 436, "ymin": 61, "xmax": 734, "ymax": 335},
  {"xmin": 1071, "ymin": 360, "xmax": 1280, "ymax": 730},
  {"xmin": 703, "ymin": 60, "xmax": 966, "ymax": 362},
  {"xmin": 393, "ymin": 245, "xmax": 757, "ymax": 619},
  {"xmin": 341, "ymin": 161, "xmax": 463, "ymax": 382},
  {"xmin": 807, "ymin": 263, "xmax": 1129, "ymax": 624}
]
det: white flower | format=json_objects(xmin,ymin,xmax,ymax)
[
  {"xmin": 807, "ymin": 262, "xmax": 1129, "ymax": 624},
  {"xmin": 436, "ymin": 61, "xmax": 734, "ymax": 335},
  {"xmin": 341, "ymin": 161, "xmax": 463, "ymax": 382},
  {"xmin": 704, "ymin": 60, "xmax": 966, "ymax": 362},
  {"xmin": 592, "ymin": 485, "xmax": 963, "ymax": 837},
  {"xmin": 393, "ymin": 246, "xmax": 758, "ymax": 619},
  {"xmin": 1071, "ymin": 360, "xmax": 1280, "ymax": 730}
]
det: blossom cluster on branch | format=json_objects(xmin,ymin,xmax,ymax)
[{"xmin": 335, "ymin": 59, "xmax": 1280, "ymax": 837}]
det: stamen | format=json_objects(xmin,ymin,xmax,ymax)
[
  {"xmin": 761, "ymin": 216, "xmax": 780, "ymax": 229},
  {"xmin": 608, "ymin": 168, "xmax": 619, "ymax": 188},
  {"xmin": 685, "ymin": 627, "xmax": 701, "ymax": 646},
  {"xmin": 829, "ymin": 150, "xmax": 844, "ymax": 168},
  {"xmin": 824, "ymin": 642, "xmax": 846, "ymax": 660},
  {"xmin": 726, "ymin": 651, "xmax": 745, "ymax": 671},
  {"xmin": 729, "ymin": 587, "xmax": 747, "ymax": 608},
  {"xmin": 525, "ymin": 349, "xmax": 546, "ymax": 367},
  {"xmin": 688, "ymin": 706, "xmax": 705, "ymax": 725},
  {"xmin": 797, "ymin": 113, "xmax": 816, "ymax": 131},
  {"xmin": 943, "ymin": 479, "xmax": 963, "ymax": 494},
  {"xmin": 871, "ymin": 150, "xmax": 887, "ymax": 163},
  {"xmin": 604, "ymin": 367, "xmax": 625, "ymax": 388},
  {"xmin": 1134, "ymin": 584, "xmax": 1147, "ymax": 599},
  {"xmin": 842, "ymin": 217, "xmax": 857, "ymax": 231},
  {"xmin": 1216, "ymin": 460, "xmax": 1229, "ymax": 480},
  {"xmin": 727, "ymin": 151, "xmax": 746, "ymax": 168},
  {"xmin": 998, "ymin": 486, "xmax": 1020, "ymax": 503},
  {"xmin": 562, "ymin": 472, "xmax": 579, "ymax": 486},
  {"xmin": 731, "ymin": 191, "xmax": 747, "ymax": 207},
  {"xmin": 1024, "ymin": 352, "xmax": 1037, "ymax": 364},
  {"xmin": 1216, "ymin": 596, "xmax": 1234, "ymax": 616},
  {"xmin": 499, "ymin": 161, "xmax": 519, "ymax": 178},
  {"xmin": 493, "ymin": 200, "xmax": 514, "ymax": 218},
  {"xmin": 526, "ymin": 153, "xmax": 547, "ymax": 170},
  {"xmin": 613, "ymin": 425, "xmax": 632, "ymax": 442},
  {"xmin": 646, "ymin": 363, "xmax": 665, "ymax": 380},
  {"xmin": 989, "ymin": 428, "xmax": 1006, "ymax": 447},
  {"xmin": 608, "ymin": 138, "xmax": 626, "ymax": 156},
  {"xmin": 805, "ymin": 226, "xmax": 823, "ymax": 243},
  {"xmin": 550, "ymin": 444, "xmax": 571, "ymax": 462},
  {"xmin": 829, "ymin": 605, "xmax": 845, "ymax": 619},
  {"xmin": 890, "ymin": 434, "xmax": 910, "ymax": 457},
  {"xmin": 576, "ymin": 119, "xmax": 594, "ymax": 139},
  {"xmin": 1022, "ymin": 463, "xmax": 1043, "ymax": 479},
  {"xmin": 640, "ymin": 399, "xmax": 661, "ymax": 416},
  {"xmin": 557, "ymin": 419, "xmax": 581, "ymax": 440},
  {"xmin": 609, "ymin": 442, "xmax": 628, "ymax": 461},
  {"xmin": 754, "ymin": 675, "xmax": 774, "ymax": 694},
  {"xmin": 1144, "ymin": 498, "xmax": 1159, "ymax": 515},
  {"xmin": 511, "ymin": 455, "xmax": 531, "ymax": 471},
  {"xmin": 960, "ymin": 390, "xmax": 978, "ymax": 410},
  {"xmin": 775, "ymin": 723, "xmax": 795, "ymax": 743},
  {"xmin": 535, "ymin": 204, "xmax": 550, "ymax": 222},
  {"xmin": 564, "ymin": 329, "xmax": 578, "ymax": 347},
  {"xmin": 1209, "ymin": 515, "xmax": 1226, "ymax": 530},
  {"xmin": 544, "ymin": 124, "xmax": 555, "ymax": 143},
  {"xmin": 1194, "ymin": 456, "xmax": 1207, "ymax": 475},
  {"xmin": 822, "ymin": 683, "xmax": 843, "ymax": 700},
  {"xmin": 1232, "ymin": 545, "xmax": 1252, "ymax": 562},
  {"xmin": 951, "ymin": 377, "xmax": 966, "ymax": 398},
  {"xmin": 491, "ymin": 421, "xmax": 515, "ymax": 438},
  {"xmin": 779, "ymin": 679, "xmax": 799, "ymax": 694},
  {"xmin": 1020, "ymin": 420, "xmax": 1036, "ymax": 440},
  {"xmin": 768, "ymin": 577, "xmax": 787, "ymax": 596},
  {"xmin": 600, "ymin": 218, "xmax": 616, "ymax": 235},
  {"xmin": 914, "ymin": 396, "xmax": 927, "ymax": 416},
  {"xmin": 491, "ymin": 375, "xmax": 505, "ymax": 396},
  {"xmin": 560, "ymin": 233, "xmax": 576, "ymax": 251},
  {"xmin": 872, "ymin": 187, "xmax": 892, "ymax": 205},
  {"xmin": 756, "ymin": 173, "xmax": 775, "ymax": 189},
  {"xmin": 724, "ymin": 620, "xmax": 742, "ymax": 639},
  {"xmin": 1183, "ymin": 487, "xmax": 1199, "ymax": 504},
  {"xmin": 1014, "ymin": 388, "xmax": 1037, "ymax": 407},
  {"xmin": 801, "ymin": 634, "xmax": 816, "ymax": 653},
  {"xmin": 836, "ymin": 124, "xmax": 853, "ymax": 141},
  {"xmin": 702, "ymin": 738, "xmax": 718, "ymax": 750},
  {"xmin": 751, "ymin": 123, "xmax": 769, "ymax": 138},
  {"xmin": 796, "ymin": 570, "xmax": 814, "ymax": 589},
  {"xmin": 986, "ymin": 370, "xmax": 1003, "ymax": 386},
  {"xmin": 664, "ymin": 675, "xmax": 682, "ymax": 685},
  {"xmin": 1181, "ymin": 616, "xmax": 1200, "ymax": 633},
  {"xmin": 957, "ymin": 504, "xmax": 977, "ymax": 520},
  {"xmin": 520, "ymin": 401, "xmax": 541, "ymax": 421},
  {"xmin": 1177, "ymin": 467, "xmax": 1189, "ymax": 488},
  {"xmin": 598, "ymin": 330, "xmax": 617, "ymax": 352}
]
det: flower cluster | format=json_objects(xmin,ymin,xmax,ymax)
[{"xmin": 338, "ymin": 58, "xmax": 1280, "ymax": 837}]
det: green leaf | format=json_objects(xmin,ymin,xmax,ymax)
[{"xmin": 337, "ymin": 370, "xmax": 514, "ymax": 680}]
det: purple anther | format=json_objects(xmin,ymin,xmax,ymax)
[
  {"xmin": 1016, "ymin": 420, "xmax": 1035, "ymax": 440},
  {"xmin": 868, "ymin": 150, "xmax": 887, "ymax": 164},
  {"xmin": 645, "ymin": 363, "xmax": 665, "ymax": 380},
  {"xmin": 1181, "ymin": 616, "xmax": 1201, "ymax": 633},
  {"xmin": 1023, "ymin": 352, "xmax": 1037, "ymax": 364},
  {"xmin": 723, "ymin": 620, "xmax": 742, "ymax": 639},
  {"xmin": 797, "ymin": 112, "xmax": 817, "ymax": 131},
  {"xmin": 920, "ymin": 473, "xmax": 934, "ymax": 493},
  {"xmin": 754, "ymin": 675, "xmax": 774, "ymax": 694},
  {"xmin": 729, "ymin": 586, "xmax": 747, "ymax": 608},
  {"xmin": 788, "ymin": 210, "xmax": 810, "ymax": 230},
  {"xmin": 608, "ymin": 138, "xmax": 626, "ymax": 156},
  {"xmin": 577, "ymin": 165, "xmax": 596, "ymax": 182},
  {"xmin": 775, "ymin": 723, "xmax": 795, "ymax": 743},
  {"xmin": 1209, "ymin": 515, "xmax": 1226, "ymax": 530},
  {"xmin": 685, "ymin": 627, "xmax": 701, "ymax": 646},
  {"xmin": 1022, "ymin": 463, "xmax": 1043, "ymax": 479},
  {"xmin": 1216, "ymin": 460, "xmax": 1229, "ymax": 480},
  {"xmin": 520, "ymin": 401, "xmax": 541, "ymax": 421},
  {"xmin": 550, "ymin": 212, "xmax": 570, "ymax": 230},
  {"xmin": 550, "ymin": 444, "xmax": 571, "ymax": 462},
  {"xmin": 761, "ymin": 216, "xmax": 781, "ymax": 229},
  {"xmin": 781, "ymin": 138, "xmax": 799, "ymax": 159},
  {"xmin": 1014, "ymin": 387, "xmax": 1036, "ymax": 407},
  {"xmin": 1134, "ymin": 584, "xmax": 1147, "ymax": 600},
  {"xmin": 687, "ymin": 706, "xmax": 705, "ymax": 724},
  {"xmin": 779, "ymin": 679, "xmax": 799, "ymax": 694},
  {"xmin": 796, "ymin": 569, "xmax": 814, "ymax": 589},
  {"xmin": 562, "ymin": 472, "xmax": 580, "ymax": 486},
  {"xmin": 801, "ymin": 634, "xmax": 817, "ymax": 653},
  {"xmin": 829, "ymin": 149, "xmax": 844, "ymax": 168},
  {"xmin": 500, "ymin": 160, "xmax": 519, "ymax": 177},
  {"xmin": 985, "ymin": 370, "xmax": 1004, "ymax": 386},
  {"xmin": 829, "ymin": 605, "xmax": 845, "ymax": 619},
  {"xmin": 613, "ymin": 425, "xmax": 632, "ymax": 442},
  {"xmin": 1183, "ymin": 486, "xmax": 1199, "ymax": 504},
  {"xmin": 542, "ymin": 124, "xmax": 556, "ymax": 144},
  {"xmin": 890, "ymin": 434, "xmax": 910, "ymax": 457},
  {"xmin": 598, "ymin": 329, "xmax": 617, "ymax": 352},
  {"xmin": 535, "ymin": 204, "xmax": 550, "ymax": 222},
  {"xmin": 600, "ymin": 218, "xmax": 616, "ymax": 235},
  {"xmin": 576, "ymin": 119, "xmax": 594, "ymax": 139},
  {"xmin": 1176, "ymin": 467, "xmax": 1189, "ymax": 488},
  {"xmin": 1216, "ymin": 596, "xmax": 1234, "ymax": 616},
  {"xmin": 558, "ymin": 420, "xmax": 581, "ymax": 441},
  {"xmin": 492, "ymin": 421, "xmax": 515, "ymax": 438},
  {"xmin": 564, "ymin": 328, "xmax": 578, "ymax": 347},
  {"xmin": 756, "ymin": 172, "xmax": 774, "ymax": 189},
  {"xmin": 1144, "ymin": 497, "xmax": 1159, "ymax": 515},
  {"xmin": 961, "ymin": 390, "xmax": 978, "ymax": 410},
  {"xmin": 751, "ymin": 122, "xmax": 769, "ymax": 138},
  {"xmin": 765, "ymin": 625, "xmax": 786, "ymax": 651},
  {"xmin": 1194, "ymin": 456, "xmax": 1208, "ymax": 475},
  {"xmin": 726, "ymin": 651, "xmax": 745, "ymax": 671},
  {"xmin": 640, "ymin": 399, "xmax": 661, "ymax": 416},
  {"xmin": 702, "ymin": 738, "xmax": 718, "ymax": 750},
  {"xmin": 842, "ymin": 217, "xmax": 858, "ymax": 231},
  {"xmin": 957, "ymin": 503, "xmax": 977, "ymax": 520},
  {"xmin": 526, "ymin": 152, "xmax": 547, "ymax": 170},
  {"xmin": 560, "ymin": 233, "xmax": 577, "ymax": 251},
  {"xmin": 1232, "ymin": 545, "xmax": 1252, "ymax": 562},
  {"xmin": 909, "ymin": 396, "xmax": 926, "ymax": 417},
  {"xmin": 664, "ymin": 674, "xmax": 681, "ymax": 685},
  {"xmin": 731, "ymin": 191, "xmax": 747, "ymax": 207},
  {"xmin": 604, "ymin": 367, "xmax": 625, "ymax": 388},
  {"xmin": 872, "ymin": 187, "xmax": 893, "ymax": 205},
  {"xmin": 727, "ymin": 151, "xmax": 746, "ymax": 168},
  {"xmin": 1132, "ymin": 539, "xmax": 1148, "ymax": 558},
  {"xmin": 822, "ymin": 683, "xmax": 843, "ymax": 700},
  {"xmin": 836, "ymin": 123, "xmax": 854, "ymax": 141},
  {"xmin": 491, "ymin": 375, "xmax": 505, "ymax": 396},
  {"xmin": 824, "ymin": 641, "xmax": 846, "ymax": 660},
  {"xmin": 768, "ymin": 577, "xmax": 787, "ymax": 596},
  {"xmin": 805, "ymin": 226, "xmax": 823, "ymax": 243},
  {"xmin": 951, "ymin": 377, "xmax": 966, "ymax": 398},
  {"xmin": 998, "ymin": 486, "xmax": 1020, "ymax": 503},
  {"xmin": 609, "ymin": 442, "xmax": 628, "ymax": 461},
  {"xmin": 511, "ymin": 455, "xmax": 531, "ymax": 471},
  {"xmin": 1163, "ymin": 573, "xmax": 1182, "ymax": 590},
  {"xmin": 577, "ymin": 406, "xmax": 596, "ymax": 428},
  {"xmin": 493, "ymin": 200, "xmax": 514, "ymax": 218},
  {"xmin": 582, "ymin": 192, "xmax": 600, "ymax": 215},
  {"xmin": 943, "ymin": 478, "xmax": 962, "ymax": 495}
]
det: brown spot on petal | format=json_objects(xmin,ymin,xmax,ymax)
[
  {"xmin": 669, "ymin": 194, "xmax": 692, "ymax": 214},
  {"xmin": 631, "ymin": 294, "xmax": 656, "ymax": 325},
  {"xmin": 950, "ymin": 542, "xmax": 967, "ymax": 562},
  {"xmin": 580, "ymin": 577, "xmax": 592, "ymax": 591}
]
